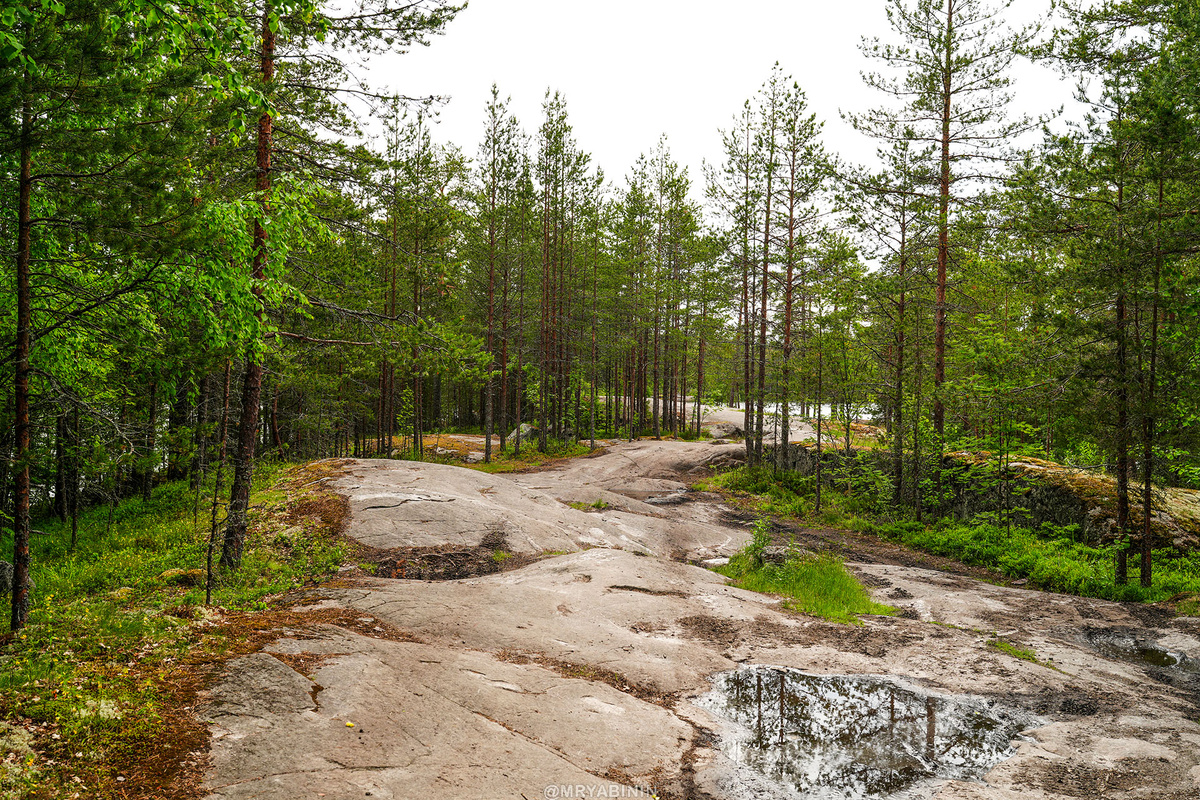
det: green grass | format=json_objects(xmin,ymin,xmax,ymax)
[
  {"xmin": 0, "ymin": 459, "xmax": 349, "ymax": 798},
  {"xmin": 568, "ymin": 499, "xmax": 610, "ymax": 511},
  {"xmin": 712, "ymin": 519, "xmax": 894, "ymax": 624},
  {"xmin": 700, "ymin": 466, "xmax": 811, "ymax": 519},
  {"xmin": 864, "ymin": 518, "xmax": 1200, "ymax": 604},
  {"xmin": 989, "ymin": 638, "xmax": 1039, "ymax": 662},
  {"xmin": 987, "ymin": 637, "xmax": 1060, "ymax": 670},
  {"xmin": 716, "ymin": 555, "xmax": 896, "ymax": 624}
]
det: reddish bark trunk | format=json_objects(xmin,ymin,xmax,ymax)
[{"xmin": 221, "ymin": 2, "xmax": 275, "ymax": 570}]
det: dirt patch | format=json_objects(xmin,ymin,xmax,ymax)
[
  {"xmin": 367, "ymin": 543, "xmax": 509, "ymax": 580},
  {"xmin": 352, "ymin": 529, "xmax": 543, "ymax": 580},
  {"xmin": 748, "ymin": 616, "xmax": 813, "ymax": 646},
  {"xmin": 610, "ymin": 584, "xmax": 689, "ymax": 598},
  {"xmin": 677, "ymin": 614, "xmax": 744, "ymax": 647},
  {"xmin": 1025, "ymin": 758, "xmax": 1192, "ymax": 799},
  {"xmin": 269, "ymin": 651, "xmax": 348, "ymax": 678},
  {"xmin": 276, "ymin": 459, "xmax": 354, "ymax": 534},
  {"xmin": 1003, "ymin": 687, "xmax": 1116, "ymax": 717},
  {"xmin": 602, "ymin": 765, "xmax": 678, "ymax": 800},
  {"xmin": 495, "ymin": 649, "xmax": 674, "ymax": 706}
]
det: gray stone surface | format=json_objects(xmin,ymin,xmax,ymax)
[
  {"xmin": 333, "ymin": 443, "xmax": 751, "ymax": 560},
  {"xmin": 204, "ymin": 440, "xmax": 1200, "ymax": 800}
]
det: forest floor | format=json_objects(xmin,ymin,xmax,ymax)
[{"xmin": 199, "ymin": 440, "xmax": 1200, "ymax": 800}]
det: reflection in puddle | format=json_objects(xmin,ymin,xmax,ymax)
[
  {"xmin": 698, "ymin": 668, "xmax": 1033, "ymax": 799},
  {"xmin": 1085, "ymin": 630, "xmax": 1199, "ymax": 673}
]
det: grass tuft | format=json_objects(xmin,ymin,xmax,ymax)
[
  {"xmin": 568, "ymin": 499, "xmax": 609, "ymax": 511},
  {"xmin": 712, "ymin": 520, "xmax": 894, "ymax": 624}
]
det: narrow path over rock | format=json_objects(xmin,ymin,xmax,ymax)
[{"xmin": 202, "ymin": 441, "xmax": 1200, "ymax": 800}]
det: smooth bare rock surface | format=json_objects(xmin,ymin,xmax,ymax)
[
  {"xmin": 205, "ymin": 440, "xmax": 1200, "ymax": 799},
  {"xmin": 206, "ymin": 629, "xmax": 689, "ymax": 800},
  {"xmin": 331, "ymin": 448, "xmax": 748, "ymax": 561}
]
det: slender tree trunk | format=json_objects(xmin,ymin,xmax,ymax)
[
  {"xmin": 69, "ymin": 403, "xmax": 79, "ymax": 551},
  {"xmin": 222, "ymin": 3, "xmax": 275, "ymax": 570},
  {"xmin": 893, "ymin": 252, "xmax": 907, "ymax": 509},
  {"xmin": 815, "ymin": 343, "xmax": 824, "ymax": 513},
  {"xmin": 11, "ymin": 80, "xmax": 34, "ymax": 631},
  {"xmin": 1116, "ymin": 290, "xmax": 1130, "ymax": 585},
  {"xmin": 143, "ymin": 381, "xmax": 157, "ymax": 501},
  {"xmin": 207, "ymin": 360, "xmax": 233, "ymax": 605},
  {"xmin": 485, "ymin": 143, "xmax": 497, "ymax": 463},
  {"xmin": 741, "ymin": 122, "xmax": 754, "ymax": 463},
  {"xmin": 55, "ymin": 413, "xmax": 66, "ymax": 522},
  {"xmin": 1141, "ymin": 177, "xmax": 1164, "ymax": 589},
  {"xmin": 933, "ymin": 1, "xmax": 953, "ymax": 443},
  {"xmin": 756, "ymin": 152, "xmax": 774, "ymax": 467}
]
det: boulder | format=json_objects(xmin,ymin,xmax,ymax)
[
  {"xmin": 706, "ymin": 421, "xmax": 743, "ymax": 439},
  {"xmin": 761, "ymin": 545, "xmax": 814, "ymax": 564},
  {"xmin": 159, "ymin": 568, "xmax": 204, "ymax": 586},
  {"xmin": 508, "ymin": 423, "xmax": 538, "ymax": 444},
  {"xmin": 0, "ymin": 561, "xmax": 34, "ymax": 595}
]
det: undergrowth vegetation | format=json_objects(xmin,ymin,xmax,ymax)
[
  {"xmin": 0, "ymin": 460, "xmax": 348, "ymax": 799},
  {"xmin": 702, "ymin": 465, "xmax": 1200, "ymax": 608},
  {"xmin": 861, "ymin": 518, "xmax": 1200, "ymax": 604},
  {"xmin": 713, "ymin": 519, "xmax": 895, "ymax": 624}
]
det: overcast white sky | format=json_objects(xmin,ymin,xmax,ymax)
[{"xmin": 371, "ymin": 0, "xmax": 1076, "ymax": 194}]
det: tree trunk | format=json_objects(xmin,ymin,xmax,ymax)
[
  {"xmin": 143, "ymin": 380, "xmax": 157, "ymax": 502},
  {"xmin": 933, "ymin": 0, "xmax": 953, "ymax": 442},
  {"xmin": 1116, "ymin": 290, "xmax": 1130, "ymax": 585},
  {"xmin": 756, "ymin": 144, "xmax": 774, "ymax": 467},
  {"xmin": 11, "ymin": 79, "xmax": 33, "ymax": 631},
  {"xmin": 221, "ymin": 3, "xmax": 275, "ymax": 570},
  {"xmin": 1141, "ymin": 177, "xmax": 1164, "ymax": 589}
]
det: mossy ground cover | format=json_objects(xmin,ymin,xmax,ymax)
[{"xmin": 0, "ymin": 459, "xmax": 352, "ymax": 799}]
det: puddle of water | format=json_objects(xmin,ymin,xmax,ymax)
[
  {"xmin": 1084, "ymin": 630, "xmax": 1200, "ymax": 674},
  {"xmin": 697, "ymin": 667, "xmax": 1033, "ymax": 799}
]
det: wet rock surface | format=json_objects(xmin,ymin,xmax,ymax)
[
  {"xmin": 697, "ymin": 667, "xmax": 1036, "ymax": 799},
  {"xmin": 203, "ymin": 441, "xmax": 1200, "ymax": 800}
]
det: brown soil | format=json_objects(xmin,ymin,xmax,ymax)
[{"xmin": 495, "ymin": 648, "xmax": 674, "ymax": 706}]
